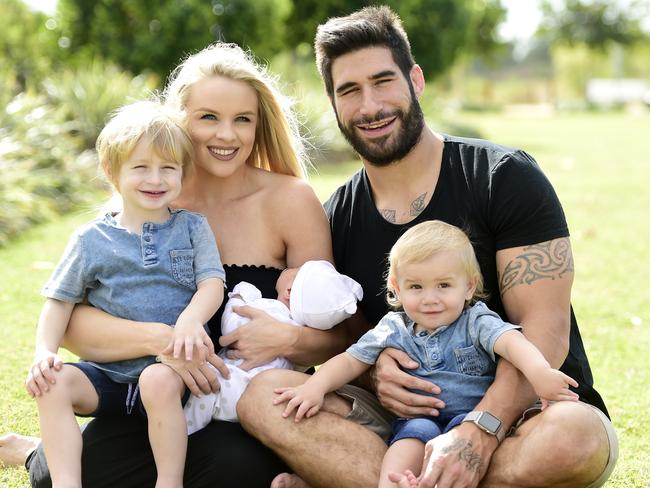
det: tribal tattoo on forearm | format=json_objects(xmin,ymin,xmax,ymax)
[
  {"xmin": 441, "ymin": 439, "xmax": 482, "ymax": 474},
  {"xmin": 499, "ymin": 238, "xmax": 573, "ymax": 295}
]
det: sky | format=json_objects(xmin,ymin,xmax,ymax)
[{"xmin": 498, "ymin": 0, "xmax": 544, "ymax": 42}]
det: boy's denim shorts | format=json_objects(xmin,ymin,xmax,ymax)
[
  {"xmin": 68, "ymin": 362, "xmax": 190, "ymax": 418},
  {"xmin": 389, "ymin": 413, "xmax": 466, "ymax": 445}
]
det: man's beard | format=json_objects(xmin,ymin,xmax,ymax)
[{"xmin": 336, "ymin": 94, "xmax": 425, "ymax": 167}]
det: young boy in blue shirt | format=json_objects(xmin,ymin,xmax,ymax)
[{"xmin": 26, "ymin": 101, "xmax": 225, "ymax": 488}]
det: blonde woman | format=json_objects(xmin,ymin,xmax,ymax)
[{"xmin": 2, "ymin": 43, "xmax": 338, "ymax": 487}]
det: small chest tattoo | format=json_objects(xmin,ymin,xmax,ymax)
[{"xmin": 379, "ymin": 192, "xmax": 428, "ymax": 224}]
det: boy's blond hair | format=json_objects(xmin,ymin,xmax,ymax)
[
  {"xmin": 96, "ymin": 100, "xmax": 194, "ymax": 189},
  {"xmin": 163, "ymin": 42, "xmax": 308, "ymax": 179},
  {"xmin": 386, "ymin": 220, "xmax": 486, "ymax": 308}
]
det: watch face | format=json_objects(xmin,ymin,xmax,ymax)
[{"xmin": 480, "ymin": 412, "xmax": 501, "ymax": 433}]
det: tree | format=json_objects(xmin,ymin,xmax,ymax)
[
  {"xmin": 54, "ymin": 0, "xmax": 292, "ymax": 82},
  {"xmin": 539, "ymin": 0, "xmax": 648, "ymax": 51},
  {"xmin": 0, "ymin": 0, "xmax": 60, "ymax": 92},
  {"xmin": 539, "ymin": 0, "xmax": 650, "ymax": 96},
  {"xmin": 285, "ymin": 0, "xmax": 506, "ymax": 81}
]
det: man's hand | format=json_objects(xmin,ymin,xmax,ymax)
[
  {"xmin": 219, "ymin": 305, "xmax": 298, "ymax": 370},
  {"xmin": 25, "ymin": 351, "xmax": 63, "ymax": 397},
  {"xmin": 373, "ymin": 348, "xmax": 444, "ymax": 417},
  {"xmin": 158, "ymin": 344, "xmax": 229, "ymax": 396},
  {"xmin": 417, "ymin": 423, "xmax": 497, "ymax": 488}
]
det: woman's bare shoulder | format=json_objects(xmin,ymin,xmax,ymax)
[
  {"xmin": 249, "ymin": 168, "xmax": 332, "ymax": 265},
  {"xmin": 254, "ymin": 168, "xmax": 319, "ymax": 206}
]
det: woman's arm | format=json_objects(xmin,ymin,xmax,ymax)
[
  {"xmin": 277, "ymin": 179, "xmax": 344, "ymax": 363},
  {"xmin": 221, "ymin": 178, "xmax": 345, "ymax": 368},
  {"xmin": 63, "ymin": 304, "xmax": 226, "ymax": 395},
  {"xmin": 220, "ymin": 306, "xmax": 347, "ymax": 368},
  {"xmin": 62, "ymin": 304, "xmax": 171, "ymax": 361}
]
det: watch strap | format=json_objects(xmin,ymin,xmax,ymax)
[{"xmin": 462, "ymin": 411, "xmax": 506, "ymax": 443}]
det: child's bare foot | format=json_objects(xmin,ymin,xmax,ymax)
[
  {"xmin": 388, "ymin": 469, "xmax": 419, "ymax": 487},
  {"xmin": 0, "ymin": 433, "xmax": 40, "ymax": 468},
  {"xmin": 270, "ymin": 472, "xmax": 311, "ymax": 488}
]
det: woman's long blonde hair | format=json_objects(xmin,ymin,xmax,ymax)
[{"xmin": 163, "ymin": 42, "xmax": 308, "ymax": 179}]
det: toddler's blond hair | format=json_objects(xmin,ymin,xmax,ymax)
[{"xmin": 386, "ymin": 220, "xmax": 486, "ymax": 308}]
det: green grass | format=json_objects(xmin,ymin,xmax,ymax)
[{"xmin": 2, "ymin": 111, "xmax": 649, "ymax": 486}]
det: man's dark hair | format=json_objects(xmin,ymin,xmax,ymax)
[{"xmin": 314, "ymin": 6, "xmax": 415, "ymax": 99}]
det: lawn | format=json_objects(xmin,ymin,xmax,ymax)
[{"xmin": 1, "ymin": 110, "xmax": 648, "ymax": 487}]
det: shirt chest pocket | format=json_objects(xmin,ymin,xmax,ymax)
[
  {"xmin": 170, "ymin": 249, "xmax": 195, "ymax": 288},
  {"xmin": 453, "ymin": 345, "xmax": 491, "ymax": 376}
]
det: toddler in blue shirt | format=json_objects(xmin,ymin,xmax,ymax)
[
  {"xmin": 274, "ymin": 220, "xmax": 578, "ymax": 488},
  {"xmin": 25, "ymin": 100, "xmax": 225, "ymax": 488}
]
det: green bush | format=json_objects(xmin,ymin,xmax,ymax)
[{"xmin": 0, "ymin": 61, "xmax": 156, "ymax": 245}]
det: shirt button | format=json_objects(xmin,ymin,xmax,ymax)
[{"xmin": 144, "ymin": 236, "xmax": 151, "ymax": 242}]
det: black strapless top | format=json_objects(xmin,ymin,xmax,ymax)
[{"xmin": 207, "ymin": 264, "xmax": 283, "ymax": 343}]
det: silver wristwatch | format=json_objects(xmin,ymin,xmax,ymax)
[{"xmin": 462, "ymin": 411, "xmax": 505, "ymax": 442}]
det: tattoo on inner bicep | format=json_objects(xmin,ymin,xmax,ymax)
[
  {"xmin": 499, "ymin": 238, "xmax": 574, "ymax": 295},
  {"xmin": 410, "ymin": 192, "xmax": 428, "ymax": 217},
  {"xmin": 442, "ymin": 439, "xmax": 482, "ymax": 473},
  {"xmin": 379, "ymin": 209, "xmax": 397, "ymax": 223}
]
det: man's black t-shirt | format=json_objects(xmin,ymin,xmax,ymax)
[{"xmin": 324, "ymin": 135, "xmax": 608, "ymax": 416}]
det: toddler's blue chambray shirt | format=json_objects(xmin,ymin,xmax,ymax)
[
  {"xmin": 42, "ymin": 209, "xmax": 225, "ymax": 383},
  {"xmin": 347, "ymin": 302, "xmax": 520, "ymax": 422}
]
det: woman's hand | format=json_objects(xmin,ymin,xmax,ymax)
[
  {"xmin": 25, "ymin": 351, "xmax": 63, "ymax": 398},
  {"xmin": 158, "ymin": 345, "xmax": 230, "ymax": 396},
  {"xmin": 373, "ymin": 348, "xmax": 445, "ymax": 418},
  {"xmin": 219, "ymin": 305, "xmax": 299, "ymax": 371}
]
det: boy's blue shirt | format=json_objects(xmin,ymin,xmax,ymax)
[
  {"xmin": 42, "ymin": 209, "xmax": 225, "ymax": 383},
  {"xmin": 347, "ymin": 301, "xmax": 520, "ymax": 421}
]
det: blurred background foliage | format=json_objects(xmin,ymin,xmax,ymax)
[{"xmin": 1, "ymin": 0, "xmax": 650, "ymax": 244}]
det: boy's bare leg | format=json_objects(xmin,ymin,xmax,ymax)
[
  {"xmin": 0, "ymin": 434, "xmax": 40, "ymax": 467},
  {"xmin": 139, "ymin": 364, "xmax": 187, "ymax": 488},
  {"xmin": 379, "ymin": 439, "xmax": 424, "ymax": 488},
  {"xmin": 480, "ymin": 401, "xmax": 612, "ymax": 487},
  {"xmin": 35, "ymin": 365, "xmax": 98, "ymax": 488},
  {"xmin": 239, "ymin": 369, "xmax": 386, "ymax": 488}
]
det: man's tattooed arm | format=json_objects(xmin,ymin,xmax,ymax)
[{"xmin": 499, "ymin": 238, "xmax": 574, "ymax": 296}]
